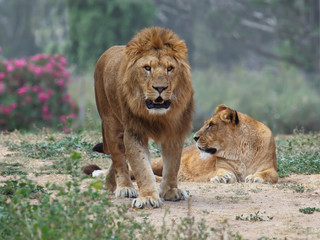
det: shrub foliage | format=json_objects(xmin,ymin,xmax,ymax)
[{"xmin": 0, "ymin": 52, "xmax": 78, "ymax": 131}]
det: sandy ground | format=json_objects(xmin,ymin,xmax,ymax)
[{"xmin": 1, "ymin": 144, "xmax": 320, "ymax": 239}]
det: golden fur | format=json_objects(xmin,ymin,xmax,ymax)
[
  {"xmin": 94, "ymin": 27, "xmax": 194, "ymax": 208},
  {"xmin": 151, "ymin": 105, "xmax": 278, "ymax": 184}
]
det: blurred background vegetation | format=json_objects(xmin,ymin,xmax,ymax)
[{"xmin": 0, "ymin": 0, "xmax": 319, "ymax": 134}]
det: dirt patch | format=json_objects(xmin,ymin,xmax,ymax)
[{"xmin": 1, "ymin": 141, "xmax": 320, "ymax": 239}]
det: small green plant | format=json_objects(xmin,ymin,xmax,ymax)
[
  {"xmin": 0, "ymin": 162, "xmax": 27, "ymax": 176},
  {"xmin": 276, "ymin": 131, "xmax": 320, "ymax": 177},
  {"xmin": 6, "ymin": 135, "xmax": 92, "ymax": 159},
  {"xmin": 276, "ymin": 183, "xmax": 305, "ymax": 193},
  {"xmin": 236, "ymin": 211, "xmax": 273, "ymax": 222},
  {"xmin": 299, "ymin": 207, "xmax": 320, "ymax": 214}
]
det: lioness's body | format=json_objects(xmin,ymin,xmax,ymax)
[
  {"xmin": 152, "ymin": 105, "xmax": 278, "ymax": 184},
  {"xmin": 94, "ymin": 27, "xmax": 194, "ymax": 208}
]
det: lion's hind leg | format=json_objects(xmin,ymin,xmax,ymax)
[
  {"xmin": 245, "ymin": 168, "xmax": 278, "ymax": 184},
  {"xmin": 102, "ymin": 120, "xmax": 137, "ymax": 198}
]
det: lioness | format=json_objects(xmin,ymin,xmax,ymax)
[
  {"xmin": 94, "ymin": 27, "xmax": 194, "ymax": 208},
  {"xmin": 151, "ymin": 105, "xmax": 278, "ymax": 184}
]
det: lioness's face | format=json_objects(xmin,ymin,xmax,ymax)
[
  {"xmin": 193, "ymin": 106, "xmax": 239, "ymax": 160},
  {"xmin": 135, "ymin": 55, "xmax": 178, "ymax": 115}
]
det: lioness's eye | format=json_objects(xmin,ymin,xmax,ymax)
[
  {"xmin": 144, "ymin": 65, "xmax": 151, "ymax": 71},
  {"xmin": 167, "ymin": 66, "xmax": 174, "ymax": 72},
  {"xmin": 208, "ymin": 122, "xmax": 214, "ymax": 127}
]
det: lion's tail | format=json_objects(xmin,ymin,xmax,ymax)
[{"xmin": 92, "ymin": 142, "xmax": 104, "ymax": 153}]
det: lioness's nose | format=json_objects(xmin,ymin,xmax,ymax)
[
  {"xmin": 152, "ymin": 86, "xmax": 168, "ymax": 93},
  {"xmin": 193, "ymin": 136, "xmax": 199, "ymax": 142}
]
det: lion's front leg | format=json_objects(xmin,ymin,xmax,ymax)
[
  {"xmin": 160, "ymin": 140, "xmax": 188, "ymax": 201},
  {"xmin": 124, "ymin": 130, "xmax": 162, "ymax": 209}
]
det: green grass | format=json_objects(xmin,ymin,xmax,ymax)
[
  {"xmin": 0, "ymin": 176, "xmax": 240, "ymax": 240},
  {"xmin": 235, "ymin": 211, "xmax": 274, "ymax": 222},
  {"xmin": 0, "ymin": 162, "xmax": 27, "ymax": 176},
  {"xmin": 276, "ymin": 130, "xmax": 320, "ymax": 177},
  {"xmin": 0, "ymin": 131, "xmax": 243, "ymax": 240},
  {"xmin": 5, "ymin": 135, "xmax": 93, "ymax": 160},
  {"xmin": 0, "ymin": 130, "xmax": 319, "ymax": 239},
  {"xmin": 299, "ymin": 207, "xmax": 320, "ymax": 214}
]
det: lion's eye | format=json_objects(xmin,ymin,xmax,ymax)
[
  {"xmin": 167, "ymin": 66, "xmax": 174, "ymax": 72},
  {"xmin": 144, "ymin": 65, "xmax": 151, "ymax": 71}
]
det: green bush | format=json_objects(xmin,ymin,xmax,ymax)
[
  {"xmin": 0, "ymin": 52, "xmax": 78, "ymax": 131},
  {"xmin": 192, "ymin": 64, "xmax": 320, "ymax": 133}
]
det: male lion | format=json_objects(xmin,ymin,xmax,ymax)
[
  {"xmin": 151, "ymin": 105, "xmax": 278, "ymax": 184},
  {"xmin": 94, "ymin": 27, "xmax": 194, "ymax": 208}
]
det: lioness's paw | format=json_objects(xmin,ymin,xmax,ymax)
[
  {"xmin": 160, "ymin": 188, "xmax": 189, "ymax": 201},
  {"xmin": 132, "ymin": 196, "xmax": 163, "ymax": 209},
  {"xmin": 210, "ymin": 172, "xmax": 236, "ymax": 184},
  {"xmin": 115, "ymin": 187, "xmax": 138, "ymax": 198},
  {"xmin": 245, "ymin": 175, "xmax": 264, "ymax": 183}
]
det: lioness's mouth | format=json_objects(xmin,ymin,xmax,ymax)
[
  {"xmin": 146, "ymin": 98, "xmax": 171, "ymax": 109},
  {"xmin": 198, "ymin": 147, "xmax": 217, "ymax": 154}
]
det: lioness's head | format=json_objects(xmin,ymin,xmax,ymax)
[
  {"xmin": 122, "ymin": 27, "xmax": 192, "ymax": 116},
  {"xmin": 193, "ymin": 105, "xmax": 239, "ymax": 160}
]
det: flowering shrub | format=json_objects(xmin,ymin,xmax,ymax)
[{"xmin": 0, "ymin": 50, "xmax": 78, "ymax": 131}]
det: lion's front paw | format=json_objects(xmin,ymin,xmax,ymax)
[
  {"xmin": 115, "ymin": 186, "xmax": 138, "ymax": 198},
  {"xmin": 132, "ymin": 195, "xmax": 163, "ymax": 209},
  {"xmin": 210, "ymin": 171, "xmax": 236, "ymax": 183},
  {"xmin": 160, "ymin": 188, "xmax": 189, "ymax": 201},
  {"xmin": 245, "ymin": 175, "xmax": 264, "ymax": 183}
]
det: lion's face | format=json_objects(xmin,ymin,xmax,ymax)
[
  {"xmin": 193, "ymin": 105, "xmax": 239, "ymax": 160},
  {"xmin": 133, "ymin": 55, "xmax": 179, "ymax": 115},
  {"xmin": 121, "ymin": 27, "xmax": 192, "ymax": 117}
]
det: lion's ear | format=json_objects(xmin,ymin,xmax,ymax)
[
  {"xmin": 215, "ymin": 104, "xmax": 228, "ymax": 114},
  {"xmin": 220, "ymin": 109, "xmax": 239, "ymax": 125}
]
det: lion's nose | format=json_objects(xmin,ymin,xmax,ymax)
[
  {"xmin": 193, "ymin": 136, "xmax": 199, "ymax": 142},
  {"xmin": 152, "ymin": 86, "xmax": 168, "ymax": 93}
]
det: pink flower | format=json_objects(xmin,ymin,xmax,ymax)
[
  {"xmin": 30, "ymin": 53, "xmax": 48, "ymax": 61},
  {"xmin": 62, "ymin": 71, "xmax": 69, "ymax": 78},
  {"xmin": 17, "ymin": 85, "xmax": 29, "ymax": 95},
  {"xmin": 59, "ymin": 56, "xmax": 67, "ymax": 66},
  {"xmin": 3, "ymin": 103, "xmax": 16, "ymax": 115},
  {"xmin": 56, "ymin": 78, "xmax": 66, "ymax": 87},
  {"xmin": 44, "ymin": 62, "xmax": 54, "ymax": 72},
  {"xmin": 42, "ymin": 105, "xmax": 49, "ymax": 114},
  {"xmin": 32, "ymin": 86, "xmax": 40, "ymax": 92},
  {"xmin": 68, "ymin": 113, "xmax": 76, "ymax": 119},
  {"xmin": 53, "ymin": 71, "xmax": 61, "ymax": 77},
  {"xmin": 38, "ymin": 92, "xmax": 50, "ymax": 101},
  {"xmin": 6, "ymin": 64, "xmax": 14, "ymax": 72},
  {"xmin": 61, "ymin": 94, "xmax": 71, "ymax": 102},
  {"xmin": 42, "ymin": 114, "xmax": 52, "ymax": 121},
  {"xmin": 4, "ymin": 107, "xmax": 11, "ymax": 114},
  {"xmin": 10, "ymin": 103, "xmax": 17, "ymax": 110},
  {"xmin": 14, "ymin": 59, "xmax": 26, "ymax": 68},
  {"xmin": 69, "ymin": 100, "xmax": 76, "ymax": 108},
  {"xmin": 60, "ymin": 115, "xmax": 66, "ymax": 123},
  {"xmin": 0, "ymin": 72, "xmax": 5, "ymax": 81},
  {"xmin": 33, "ymin": 66, "xmax": 42, "ymax": 76},
  {"xmin": 25, "ymin": 96, "xmax": 31, "ymax": 102}
]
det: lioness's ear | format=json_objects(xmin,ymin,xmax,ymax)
[
  {"xmin": 220, "ymin": 109, "xmax": 239, "ymax": 125},
  {"xmin": 215, "ymin": 104, "xmax": 228, "ymax": 114}
]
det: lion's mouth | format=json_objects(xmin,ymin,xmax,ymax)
[
  {"xmin": 146, "ymin": 97, "xmax": 171, "ymax": 109},
  {"xmin": 198, "ymin": 147, "xmax": 217, "ymax": 154}
]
